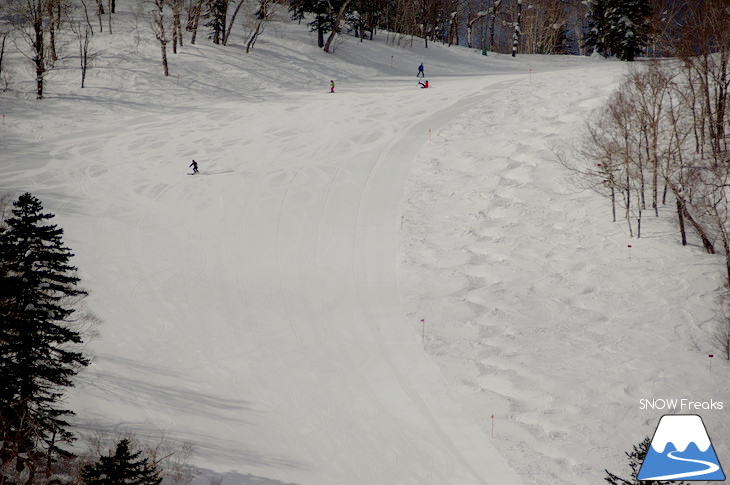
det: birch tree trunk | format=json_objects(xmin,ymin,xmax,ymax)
[{"xmin": 107, "ymin": 0, "xmax": 112, "ymax": 34}]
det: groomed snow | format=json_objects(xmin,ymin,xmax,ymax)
[{"xmin": 1, "ymin": 4, "xmax": 728, "ymax": 484}]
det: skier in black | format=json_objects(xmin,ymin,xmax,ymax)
[
  {"xmin": 189, "ymin": 160, "xmax": 199, "ymax": 174},
  {"xmin": 417, "ymin": 63, "xmax": 425, "ymax": 78}
]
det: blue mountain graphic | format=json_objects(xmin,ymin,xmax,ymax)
[{"xmin": 639, "ymin": 441, "xmax": 726, "ymax": 481}]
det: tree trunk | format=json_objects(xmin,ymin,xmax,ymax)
[
  {"xmin": 96, "ymin": 0, "xmax": 104, "ymax": 32},
  {"xmin": 0, "ymin": 33, "xmax": 6, "ymax": 88},
  {"xmin": 33, "ymin": 11, "xmax": 45, "ymax": 99},
  {"xmin": 223, "ymin": 0, "xmax": 245, "ymax": 46},
  {"xmin": 317, "ymin": 26, "xmax": 324, "ymax": 48},
  {"xmin": 681, "ymin": 201, "xmax": 715, "ymax": 254},
  {"xmin": 189, "ymin": 0, "xmax": 203, "ymax": 44},
  {"xmin": 47, "ymin": 0, "xmax": 58, "ymax": 64},
  {"xmin": 610, "ymin": 181, "xmax": 616, "ymax": 223},
  {"xmin": 323, "ymin": 0, "xmax": 353, "ymax": 53},
  {"xmin": 174, "ymin": 0, "xmax": 183, "ymax": 47},
  {"xmin": 79, "ymin": 27, "xmax": 91, "ymax": 88},
  {"xmin": 107, "ymin": 0, "xmax": 112, "ymax": 34},
  {"xmin": 676, "ymin": 198, "xmax": 687, "ymax": 246},
  {"xmin": 246, "ymin": 21, "xmax": 263, "ymax": 52},
  {"xmin": 511, "ymin": 0, "xmax": 521, "ymax": 57},
  {"xmin": 160, "ymin": 40, "xmax": 169, "ymax": 76},
  {"xmin": 154, "ymin": 0, "xmax": 169, "ymax": 76}
]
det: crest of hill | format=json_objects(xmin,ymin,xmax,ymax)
[{"xmin": 4, "ymin": 1, "xmax": 598, "ymax": 110}]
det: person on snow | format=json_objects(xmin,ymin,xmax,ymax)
[
  {"xmin": 330, "ymin": 80, "xmax": 335, "ymax": 93},
  {"xmin": 417, "ymin": 63, "xmax": 425, "ymax": 78},
  {"xmin": 418, "ymin": 80, "xmax": 429, "ymax": 88},
  {"xmin": 189, "ymin": 159, "xmax": 199, "ymax": 174}
]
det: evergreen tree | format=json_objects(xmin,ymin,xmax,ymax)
[
  {"xmin": 203, "ymin": 0, "xmax": 228, "ymax": 44},
  {"xmin": 585, "ymin": 0, "xmax": 651, "ymax": 61},
  {"xmin": 289, "ymin": 0, "xmax": 331, "ymax": 48},
  {"xmin": 81, "ymin": 439, "xmax": 162, "ymax": 485},
  {"xmin": 0, "ymin": 193, "xmax": 90, "ymax": 485},
  {"xmin": 604, "ymin": 437, "xmax": 688, "ymax": 485},
  {"xmin": 289, "ymin": 0, "xmax": 355, "ymax": 49}
]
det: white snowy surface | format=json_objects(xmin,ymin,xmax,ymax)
[{"xmin": 1, "ymin": 5, "xmax": 729, "ymax": 484}]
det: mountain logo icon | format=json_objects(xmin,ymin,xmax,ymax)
[{"xmin": 638, "ymin": 414, "xmax": 726, "ymax": 481}]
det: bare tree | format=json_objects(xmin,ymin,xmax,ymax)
[
  {"xmin": 488, "ymin": 0, "xmax": 501, "ymax": 51},
  {"xmin": 445, "ymin": 0, "xmax": 461, "ymax": 47},
  {"xmin": 465, "ymin": 8, "xmax": 486, "ymax": 49},
  {"xmin": 79, "ymin": 27, "xmax": 93, "ymax": 87},
  {"xmin": 664, "ymin": 1, "xmax": 730, "ymax": 162},
  {"xmin": 0, "ymin": 32, "xmax": 8, "ymax": 92},
  {"xmin": 186, "ymin": 0, "xmax": 204, "ymax": 44},
  {"xmin": 564, "ymin": 0, "xmax": 587, "ymax": 55},
  {"xmin": 95, "ymin": 0, "xmax": 104, "ymax": 32},
  {"xmin": 557, "ymin": 116, "xmax": 619, "ymax": 223},
  {"xmin": 46, "ymin": 0, "xmax": 59, "ymax": 63},
  {"xmin": 8, "ymin": 0, "xmax": 47, "ymax": 98},
  {"xmin": 625, "ymin": 63, "xmax": 676, "ymax": 217},
  {"xmin": 520, "ymin": 0, "xmax": 569, "ymax": 54},
  {"xmin": 71, "ymin": 0, "xmax": 96, "ymax": 88},
  {"xmin": 222, "ymin": 0, "xmax": 245, "ymax": 46},
  {"xmin": 323, "ymin": 0, "xmax": 354, "ymax": 53},
  {"xmin": 245, "ymin": 0, "xmax": 273, "ymax": 53},
  {"xmin": 561, "ymin": 64, "xmax": 678, "ymax": 239},
  {"xmin": 149, "ymin": 0, "xmax": 171, "ymax": 76}
]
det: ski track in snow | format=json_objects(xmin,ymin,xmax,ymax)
[
  {"xmin": 4, "ymin": 16, "xmax": 730, "ymax": 483},
  {"xmin": 399, "ymin": 66, "xmax": 730, "ymax": 483},
  {"xmin": 8, "ymin": 72, "xmax": 535, "ymax": 484}
]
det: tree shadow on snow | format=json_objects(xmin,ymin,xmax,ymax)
[{"xmin": 194, "ymin": 469, "xmax": 301, "ymax": 485}]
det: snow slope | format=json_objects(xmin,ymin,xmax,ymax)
[{"xmin": 1, "ymin": 4, "xmax": 728, "ymax": 484}]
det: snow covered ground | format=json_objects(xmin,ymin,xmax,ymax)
[{"xmin": 1, "ymin": 4, "xmax": 728, "ymax": 484}]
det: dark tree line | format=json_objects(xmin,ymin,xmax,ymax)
[
  {"xmin": 81, "ymin": 439, "xmax": 162, "ymax": 485},
  {"xmin": 1, "ymin": 0, "xmax": 712, "ymax": 97},
  {"xmin": 585, "ymin": 0, "xmax": 652, "ymax": 61},
  {"xmin": 0, "ymin": 193, "xmax": 198, "ymax": 485},
  {"xmin": 0, "ymin": 193, "xmax": 90, "ymax": 485}
]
